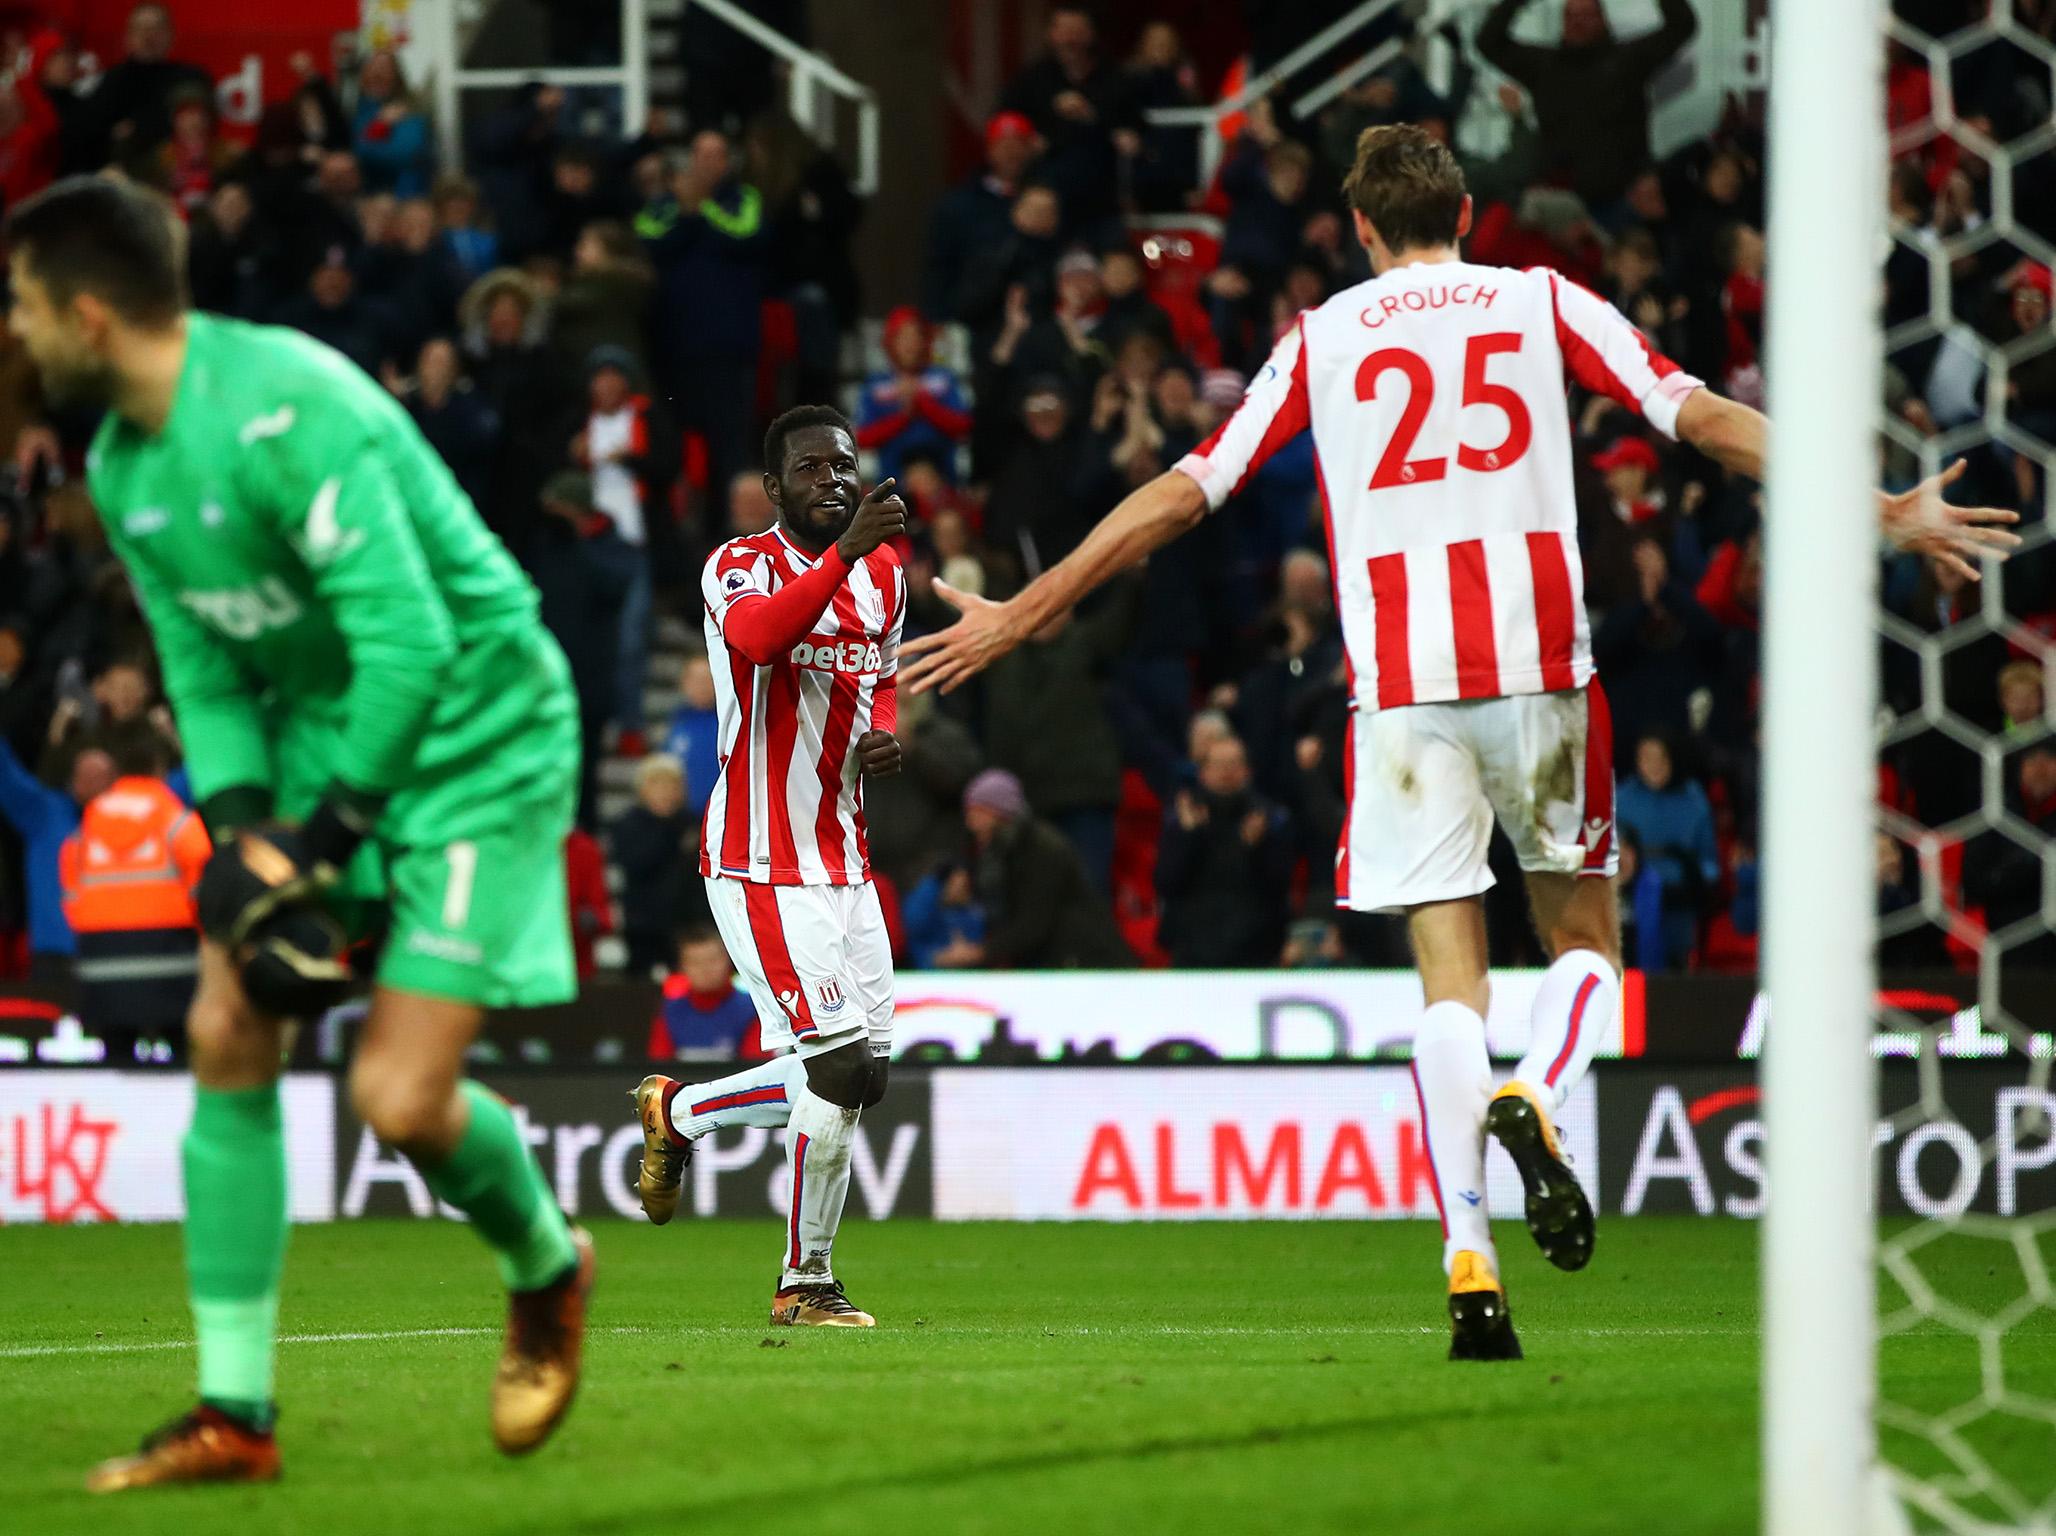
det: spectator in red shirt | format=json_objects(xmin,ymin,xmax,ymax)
[
  {"xmin": 854, "ymin": 307, "xmax": 973, "ymax": 485},
  {"xmin": 563, "ymin": 827, "xmax": 612, "ymax": 982},
  {"xmin": 648, "ymin": 925, "xmax": 765, "ymax": 1059}
]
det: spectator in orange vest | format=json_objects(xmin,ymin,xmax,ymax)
[{"xmin": 59, "ymin": 739, "xmax": 210, "ymax": 1061}]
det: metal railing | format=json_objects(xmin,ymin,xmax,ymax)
[
  {"xmin": 686, "ymin": 0, "xmax": 880, "ymax": 194},
  {"xmin": 1140, "ymin": 0, "xmax": 1411, "ymax": 184},
  {"xmin": 425, "ymin": 0, "xmax": 878, "ymax": 195},
  {"xmin": 428, "ymin": 0, "xmax": 648, "ymax": 171}
]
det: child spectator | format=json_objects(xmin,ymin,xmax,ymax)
[
  {"xmin": 1998, "ymin": 658, "xmax": 2045, "ymax": 738},
  {"xmin": 661, "ymin": 652, "xmax": 722, "ymax": 820},
  {"xmin": 608, "ymin": 755, "xmax": 693, "ymax": 976},
  {"xmin": 901, "ymin": 862, "xmax": 988, "ymax": 969},
  {"xmin": 648, "ymin": 925, "xmax": 763, "ymax": 1058}
]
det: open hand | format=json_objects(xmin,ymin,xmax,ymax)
[
  {"xmin": 1879, "ymin": 458, "xmax": 2021, "ymax": 582},
  {"xmin": 835, "ymin": 478, "xmax": 909, "ymax": 563},
  {"xmin": 897, "ymin": 581, "xmax": 1030, "ymax": 695}
]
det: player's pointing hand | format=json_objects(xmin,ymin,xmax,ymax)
[
  {"xmin": 898, "ymin": 580, "xmax": 1030, "ymax": 696},
  {"xmin": 835, "ymin": 477, "xmax": 909, "ymax": 563},
  {"xmin": 1879, "ymin": 458, "xmax": 2022, "ymax": 582}
]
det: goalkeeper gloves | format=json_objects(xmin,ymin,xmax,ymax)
[{"xmin": 195, "ymin": 789, "xmax": 381, "ymax": 1018}]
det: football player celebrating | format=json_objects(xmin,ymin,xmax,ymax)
[
  {"xmin": 628, "ymin": 407, "xmax": 906, "ymax": 1328},
  {"xmin": 898, "ymin": 126, "xmax": 2017, "ymax": 1359}
]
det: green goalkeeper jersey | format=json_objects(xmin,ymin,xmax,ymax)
[{"xmin": 87, "ymin": 312, "xmax": 578, "ymax": 859}]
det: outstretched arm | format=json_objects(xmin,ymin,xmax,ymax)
[
  {"xmin": 1674, "ymin": 389, "xmax": 2020, "ymax": 580},
  {"xmin": 898, "ymin": 469, "xmax": 1206, "ymax": 695},
  {"xmin": 904, "ymin": 317, "xmax": 1314, "ymax": 696}
]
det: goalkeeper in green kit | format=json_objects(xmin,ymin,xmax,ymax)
[{"xmin": 7, "ymin": 178, "xmax": 593, "ymax": 1490}]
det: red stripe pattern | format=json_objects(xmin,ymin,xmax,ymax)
[
  {"xmin": 1581, "ymin": 678, "xmax": 1616, "ymax": 873},
  {"xmin": 700, "ymin": 533, "xmax": 904, "ymax": 885},
  {"xmin": 743, "ymin": 882, "xmax": 816, "ymax": 1037},
  {"xmin": 1367, "ymin": 554, "xmax": 1413, "ymax": 708},
  {"xmin": 1526, "ymin": 532, "xmax": 1578, "ymax": 693},
  {"xmin": 691, "ymin": 1085, "xmax": 789, "ymax": 1117},
  {"xmin": 716, "ymin": 652, "xmax": 756, "ymax": 876},
  {"xmin": 1546, "ymin": 973, "xmax": 1600, "ymax": 1087},
  {"xmin": 788, "ymin": 1131, "xmax": 810, "ymax": 1269},
  {"xmin": 1447, "ymin": 540, "xmax": 1499, "ymax": 699},
  {"xmin": 812, "ymin": 586, "xmax": 867, "ymax": 882}
]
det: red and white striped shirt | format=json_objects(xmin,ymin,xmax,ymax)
[
  {"xmin": 1176, "ymin": 261, "xmax": 1703, "ymax": 711},
  {"xmin": 700, "ymin": 527, "xmax": 905, "ymax": 885}
]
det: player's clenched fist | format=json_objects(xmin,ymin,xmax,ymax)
[
  {"xmin": 856, "ymin": 729, "xmax": 902, "ymax": 777},
  {"xmin": 835, "ymin": 478, "xmax": 908, "ymax": 563}
]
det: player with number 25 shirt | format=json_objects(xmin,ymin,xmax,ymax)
[
  {"xmin": 628, "ymin": 405, "xmax": 908, "ymax": 1330},
  {"xmin": 899, "ymin": 125, "xmax": 2016, "ymax": 1362}
]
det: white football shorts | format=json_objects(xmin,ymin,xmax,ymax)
[
  {"xmin": 1338, "ymin": 682, "xmax": 1618, "ymax": 914},
  {"xmin": 704, "ymin": 876, "xmax": 894, "ymax": 1057}
]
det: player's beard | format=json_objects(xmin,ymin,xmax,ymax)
[
  {"xmin": 786, "ymin": 498, "xmax": 854, "ymax": 551},
  {"xmin": 32, "ymin": 344, "xmax": 118, "ymax": 411}
]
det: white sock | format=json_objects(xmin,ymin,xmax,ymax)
[
  {"xmin": 781, "ymin": 1086, "xmax": 858, "ymax": 1287},
  {"xmin": 1513, "ymin": 949, "xmax": 1617, "ymax": 1117},
  {"xmin": 1413, "ymin": 1000, "xmax": 1495, "ymax": 1274},
  {"xmin": 667, "ymin": 1054, "xmax": 806, "ymax": 1140}
]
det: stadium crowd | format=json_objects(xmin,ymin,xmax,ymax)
[{"xmin": 1, "ymin": 0, "xmax": 2053, "ymax": 1034}]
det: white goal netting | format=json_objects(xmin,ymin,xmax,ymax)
[{"xmin": 1872, "ymin": 3, "xmax": 2056, "ymax": 1529}]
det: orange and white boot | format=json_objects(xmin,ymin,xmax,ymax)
[{"xmin": 1487, "ymin": 1080, "xmax": 1595, "ymax": 1272}]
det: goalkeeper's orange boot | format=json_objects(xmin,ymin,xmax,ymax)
[
  {"xmin": 1447, "ymin": 1250, "xmax": 1522, "ymax": 1362},
  {"xmin": 85, "ymin": 1405, "xmax": 281, "ymax": 1492},
  {"xmin": 628, "ymin": 1074, "xmax": 692, "ymax": 1225},
  {"xmin": 492, "ymin": 1226, "xmax": 595, "ymax": 1455},
  {"xmin": 770, "ymin": 1277, "xmax": 876, "ymax": 1328},
  {"xmin": 1487, "ymin": 1079, "xmax": 1595, "ymax": 1272}
]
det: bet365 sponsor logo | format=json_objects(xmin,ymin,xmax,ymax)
[{"xmin": 789, "ymin": 639, "xmax": 882, "ymax": 676}]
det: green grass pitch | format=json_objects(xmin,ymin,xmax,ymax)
[{"xmin": 2, "ymin": 1217, "xmax": 2047, "ymax": 1536}]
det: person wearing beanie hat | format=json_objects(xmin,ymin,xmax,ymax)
[
  {"xmin": 962, "ymin": 767, "xmax": 1028, "ymax": 821},
  {"xmin": 854, "ymin": 305, "xmax": 973, "ymax": 487},
  {"xmin": 960, "ymin": 763, "xmax": 1135, "ymax": 970}
]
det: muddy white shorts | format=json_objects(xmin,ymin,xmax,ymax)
[
  {"xmin": 1337, "ymin": 682, "xmax": 1617, "ymax": 914},
  {"xmin": 704, "ymin": 876, "xmax": 895, "ymax": 1056}
]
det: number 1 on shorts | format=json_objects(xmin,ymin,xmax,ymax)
[{"xmin": 443, "ymin": 840, "xmax": 477, "ymax": 930}]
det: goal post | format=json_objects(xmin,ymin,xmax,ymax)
[{"xmin": 1761, "ymin": 0, "xmax": 1886, "ymax": 1531}]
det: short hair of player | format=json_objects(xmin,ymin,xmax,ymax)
[
  {"xmin": 1342, "ymin": 123, "xmax": 1468, "ymax": 255},
  {"xmin": 4, "ymin": 175, "xmax": 187, "ymax": 328},
  {"xmin": 762, "ymin": 404, "xmax": 854, "ymax": 476}
]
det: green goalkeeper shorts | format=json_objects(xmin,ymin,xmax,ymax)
[{"xmin": 374, "ymin": 809, "xmax": 577, "ymax": 1009}]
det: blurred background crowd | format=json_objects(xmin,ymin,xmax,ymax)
[{"xmin": 0, "ymin": 0, "xmax": 2052, "ymax": 1053}]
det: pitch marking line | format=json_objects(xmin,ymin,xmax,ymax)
[{"xmin": 0, "ymin": 1321, "xmax": 1756, "ymax": 1360}]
